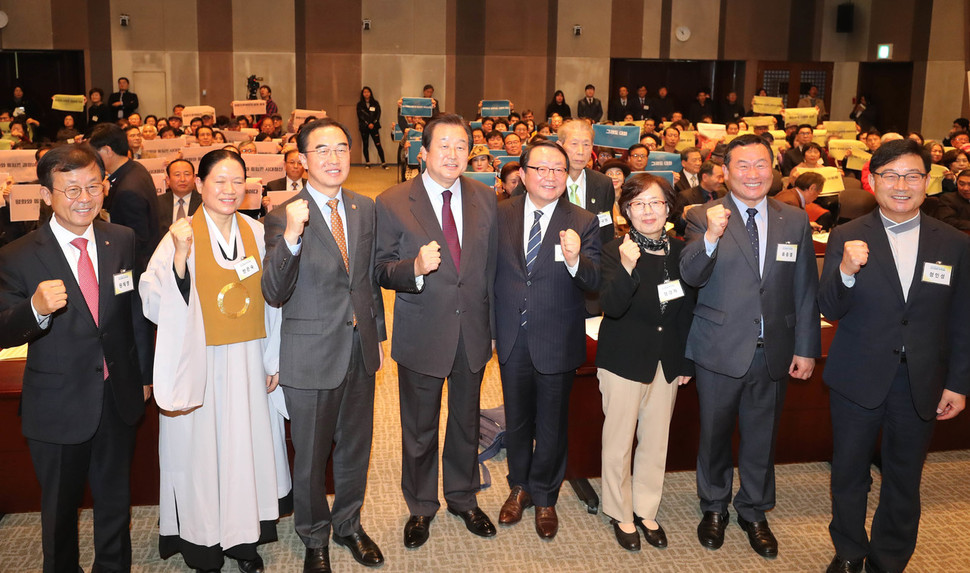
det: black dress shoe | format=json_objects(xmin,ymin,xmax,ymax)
[
  {"xmin": 236, "ymin": 554, "xmax": 264, "ymax": 573},
  {"xmin": 333, "ymin": 528, "xmax": 384, "ymax": 567},
  {"xmin": 447, "ymin": 505, "xmax": 497, "ymax": 537},
  {"xmin": 610, "ymin": 519, "xmax": 641, "ymax": 551},
  {"xmin": 737, "ymin": 515, "xmax": 778, "ymax": 558},
  {"xmin": 403, "ymin": 515, "xmax": 434, "ymax": 548},
  {"xmin": 303, "ymin": 547, "xmax": 332, "ymax": 573},
  {"xmin": 697, "ymin": 510, "xmax": 729, "ymax": 550},
  {"xmin": 634, "ymin": 515, "xmax": 668, "ymax": 549},
  {"xmin": 827, "ymin": 554, "xmax": 865, "ymax": 573}
]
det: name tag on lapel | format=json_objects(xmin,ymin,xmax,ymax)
[
  {"xmin": 235, "ymin": 256, "xmax": 260, "ymax": 281},
  {"xmin": 597, "ymin": 211, "xmax": 612, "ymax": 227},
  {"xmin": 657, "ymin": 279, "xmax": 685, "ymax": 302},
  {"xmin": 554, "ymin": 244, "xmax": 565, "ymax": 262},
  {"xmin": 113, "ymin": 270, "xmax": 134, "ymax": 295},
  {"xmin": 922, "ymin": 262, "xmax": 951, "ymax": 286},
  {"xmin": 776, "ymin": 243, "xmax": 797, "ymax": 262}
]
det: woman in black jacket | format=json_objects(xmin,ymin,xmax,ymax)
[
  {"xmin": 545, "ymin": 90, "xmax": 571, "ymax": 121},
  {"xmin": 356, "ymin": 86, "xmax": 387, "ymax": 169},
  {"xmin": 596, "ymin": 173, "xmax": 695, "ymax": 552},
  {"xmin": 85, "ymin": 87, "xmax": 111, "ymax": 130}
]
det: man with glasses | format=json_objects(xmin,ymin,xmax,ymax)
[
  {"xmin": 680, "ymin": 133, "xmax": 820, "ymax": 559},
  {"xmin": 493, "ymin": 141, "xmax": 601, "ymax": 540},
  {"xmin": 0, "ymin": 144, "xmax": 152, "ymax": 572},
  {"xmin": 819, "ymin": 139, "xmax": 970, "ymax": 573}
]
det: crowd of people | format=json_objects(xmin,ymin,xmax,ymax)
[{"xmin": 0, "ymin": 77, "xmax": 968, "ymax": 573}]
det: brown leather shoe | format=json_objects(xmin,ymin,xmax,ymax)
[
  {"xmin": 499, "ymin": 486, "xmax": 533, "ymax": 525},
  {"xmin": 534, "ymin": 505, "xmax": 559, "ymax": 539}
]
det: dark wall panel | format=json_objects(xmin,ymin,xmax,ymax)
[{"xmin": 610, "ymin": 0, "xmax": 643, "ymax": 58}]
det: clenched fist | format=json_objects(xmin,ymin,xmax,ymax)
[
  {"xmin": 618, "ymin": 233, "xmax": 640, "ymax": 275},
  {"xmin": 704, "ymin": 204, "xmax": 730, "ymax": 244},
  {"xmin": 170, "ymin": 218, "xmax": 194, "ymax": 256},
  {"xmin": 840, "ymin": 240, "xmax": 869, "ymax": 276},
  {"xmin": 283, "ymin": 199, "xmax": 310, "ymax": 245},
  {"xmin": 33, "ymin": 279, "xmax": 67, "ymax": 316},
  {"xmin": 559, "ymin": 228, "xmax": 581, "ymax": 267},
  {"xmin": 414, "ymin": 241, "xmax": 441, "ymax": 276}
]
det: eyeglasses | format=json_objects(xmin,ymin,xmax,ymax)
[
  {"xmin": 52, "ymin": 183, "xmax": 104, "ymax": 200},
  {"xmin": 873, "ymin": 171, "xmax": 927, "ymax": 186},
  {"xmin": 630, "ymin": 153, "xmax": 647, "ymax": 159},
  {"xmin": 525, "ymin": 165, "xmax": 568, "ymax": 178},
  {"xmin": 305, "ymin": 146, "xmax": 349, "ymax": 158},
  {"xmin": 628, "ymin": 199, "xmax": 666, "ymax": 213}
]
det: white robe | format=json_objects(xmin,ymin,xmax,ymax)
[{"xmin": 140, "ymin": 212, "xmax": 291, "ymax": 550}]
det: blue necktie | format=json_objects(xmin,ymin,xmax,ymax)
[
  {"xmin": 746, "ymin": 207, "xmax": 760, "ymax": 271},
  {"xmin": 522, "ymin": 210, "xmax": 543, "ymax": 327}
]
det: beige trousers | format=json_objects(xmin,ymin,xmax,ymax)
[{"xmin": 598, "ymin": 364, "xmax": 678, "ymax": 523}]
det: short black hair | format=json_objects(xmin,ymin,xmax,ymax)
[
  {"xmin": 118, "ymin": 76, "xmax": 129, "ymax": 83},
  {"xmin": 421, "ymin": 114, "xmax": 471, "ymax": 152},
  {"xmin": 680, "ymin": 147, "xmax": 702, "ymax": 161},
  {"xmin": 723, "ymin": 133, "xmax": 773, "ymax": 166},
  {"xmin": 486, "ymin": 130, "xmax": 504, "ymax": 142},
  {"xmin": 88, "ymin": 123, "xmax": 130, "ymax": 156},
  {"xmin": 88, "ymin": 87, "xmax": 104, "ymax": 98},
  {"xmin": 584, "ymin": 84, "xmax": 595, "ymax": 91},
  {"xmin": 37, "ymin": 144, "xmax": 105, "ymax": 191},
  {"xmin": 519, "ymin": 140, "xmax": 570, "ymax": 170},
  {"xmin": 699, "ymin": 160, "xmax": 719, "ymax": 179},
  {"xmin": 195, "ymin": 125, "xmax": 214, "ymax": 137},
  {"xmin": 618, "ymin": 173, "xmax": 676, "ymax": 218},
  {"xmin": 165, "ymin": 158, "xmax": 195, "ymax": 176},
  {"xmin": 296, "ymin": 118, "xmax": 353, "ymax": 154},
  {"xmin": 793, "ymin": 172, "xmax": 825, "ymax": 192},
  {"xmin": 797, "ymin": 124, "xmax": 814, "ymax": 134},
  {"xmin": 197, "ymin": 149, "xmax": 247, "ymax": 180},
  {"xmin": 869, "ymin": 138, "xmax": 931, "ymax": 174}
]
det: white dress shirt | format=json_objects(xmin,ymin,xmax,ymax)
[
  {"xmin": 523, "ymin": 194, "xmax": 579, "ymax": 276},
  {"xmin": 565, "ymin": 169, "xmax": 587, "ymax": 209}
]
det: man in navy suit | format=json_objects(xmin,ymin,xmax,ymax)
[
  {"xmin": 493, "ymin": 141, "xmax": 601, "ymax": 540},
  {"xmin": 819, "ymin": 139, "xmax": 970, "ymax": 573},
  {"xmin": 0, "ymin": 144, "xmax": 151, "ymax": 573}
]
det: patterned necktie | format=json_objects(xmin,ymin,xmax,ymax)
[
  {"xmin": 176, "ymin": 198, "xmax": 186, "ymax": 221},
  {"xmin": 291, "ymin": 180, "xmax": 298, "ymax": 190},
  {"xmin": 522, "ymin": 210, "xmax": 543, "ymax": 327},
  {"xmin": 70, "ymin": 238, "xmax": 108, "ymax": 380},
  {"xmin": 568, "ymin": 184, "xmax": 580, "ymax": 206},
  {"xmin": 327, "ymin": 199, "xmax": 349, "ymax": 273},
  {"xmin": 745, "ymin": 208, "xmax": 760, "ymax": 271},
  {"xmin": 441, "ymin": 190, "xmax": 461, "ymax": 271}
]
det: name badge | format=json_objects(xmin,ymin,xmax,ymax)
[
  {"xmin": 554, "ymin": 244, "xmax": 565, "ymax": 262},
  {"xmin": 235, "ymin": 256, "xmax": 260, "ymax": 281},
  {"xmin": 597, "ymin": 211, "xmax": 612, "ymax": 228},
  {"xmin": 369, "ymin": 107, "xmax": 376, "ymax": 112},
  {"xmin": 657, "ymin": 279, "xmax": 685, "ymax": 303},
  {"xmin": 776, "ymin": 243, "xmax": 797, "ymax": 262},
  {"xmin": 922, "ymin": 262, "xmax": 952, "ymax": 286},
  {"xmin": 113, "ymin": 270, "xmax": 134, "ymax": 295}
]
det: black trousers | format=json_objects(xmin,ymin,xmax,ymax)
[
  {"xmin": 27, "ymin": 381, "xmax": 137, "ymax": 573},
  {"xmin": 498, "ymin": 327, "xmax": 574, "ymax": 507},
  {"xmin": 829, "ymin": 363, "xmax": 936, "ymax": 572},
  {"xmin": 398, "ymin": 332, "xmax": 484, "ymax": 516},
  {"xmin": 695, "ymin": 347, "xmax": 787, "ymax": 522},
  {"xmin": 283, "ymin": 329, "xmax": 375, "ymax": 548},
  {"xmin": 359, "ymin": 127, "xmax": 385, "ymax": 164}
]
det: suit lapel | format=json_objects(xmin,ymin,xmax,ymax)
[
  {"xmin": 863, "ymin": 210, "xmax": 906, "ymax": 305},
  {"xmin": 760, "ymin": 199, "xmax": 785, "ymax": 284},
  {"xmin": 904, "ymin": 214, "xmax": 938, "ymax": 306},
  {"xmin": 301, "ymin": 188, "xmax": 346, "ymax": 273},
  {"xmin": 33, "ymin": 224, "xmax": 98, "ymax": 329},
  {"xmin": 94, "ymin": 223, "xmax": 119, "ymax": 327},
  {"xmin": 344, "ymin": 188, "xmax": 361, "ymax": 278},
  {"xmin": 408, "ymin": 177, "xmax": 451, "ymax": 267},
  {"xmin": 507, "ymin": 195, "xmax": 527, "ymax": 273},
  {"xmin": 722, "ymin": 197, "xmax": 760, "ymax": 277},
  {"xmin": 582, "ymin": 168, "xmax": 601, "ymax": 212},
  {"xmin": 458, "ymin": 177, "xmax": 478, "ymax": 279}
]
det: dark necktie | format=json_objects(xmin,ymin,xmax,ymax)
[
  {"xmin": 522, "ymin": 210, "xmax": 543, "ymax": 327},
  {"xmin": 176, "ymin": 198, "xmax": 186, "ymax": 221},
  {"xmin": 70, "ymin": 238, "xmax": 108, "ymax": 379},
  {"xmin": 441, "ymin": 190, "xmax": 460, "ymax": 271},
  {"xmin": 746, "ymin": 208, "xmax": 760, "ymax": 270}
]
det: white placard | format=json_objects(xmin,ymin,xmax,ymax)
[
  {"xmin": 254, "ymin": 141, "xmax": 281, "ymax": 154},
  {"xmin": 292, "ymin": 109, "xmax": 327, "ymax": 126},
  {"xmin": 242, "ymin": 153, "xmax": 285, "ymax": 182},
  {"xmin": 150, "ymin": 173, "xmax": 167, "ymax": 196},
  {"xmin": 798, "ymin": 166, "xmax": 845, "ymax": 194},
  {"xmin": 231, "ymin": 100, "xmax": 267, "ymax": 116},
  {"xmin": 826, "ymin": 139, "xmax": 869, "ymax": 161},
  {"xmin": 136, "ymin": 157, "xmax": 168, "ymax": 176},
  {"xmin": 179, "ymin": 146, "xmax": 212, "ymax": 169},
  {"xmin": 180, "ymin": 105, "xmax": 216, "ymax": 125},
  {"xmin": 9, "ymin": 184, "xmax": 42, "ymax": 221},
  {"xmin": 240, "ymin": 179, "xmax": 263, "ymax": 210},
  {"xmin": 266, "ymin": 190, "xmax": 299, "ymax": 208},
  {"xmin": 696, "ymin": 123, "xmax": 727, "ymax": 141},
  {"xmin": 0, "ymin": 150, "xmax": 38, "ymax": 182},
  {"xmin": 222, "ymin": 130, "xmax": 253, "ymax": 143},
  {"xmin": 141, "ymin": 137, "xmax": 186, "ymax": 159}
]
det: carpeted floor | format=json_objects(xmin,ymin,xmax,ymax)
[{"xmin": 2, "ymin": 167, "xmax": 969, "ymax": 572}]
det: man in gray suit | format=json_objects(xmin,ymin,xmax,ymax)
[
  {"xmin": 262, "ymin": 118, "xmax": 387, "ymax": 573},
  {"xmin": 375, "ymin": 114, "xmax": 498, "ymax": 548},
  {"xmin": 680, "ymin": 134, "xmax": 820, "ymax": 559}
]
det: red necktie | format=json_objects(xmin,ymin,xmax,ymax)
[
  {"xmin": 70, "ymin": 238, "xmax": 108, "ymax": 380},
  {"xmin": 441, "ymin": 190, "xmax": 460, "ymax": 271}
]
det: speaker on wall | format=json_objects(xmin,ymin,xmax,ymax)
[{"xmin": 836, "ymin": 3, "xmax": 854, "ymax": 33}]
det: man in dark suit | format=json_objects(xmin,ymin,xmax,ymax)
[
  {"xmin": 107, "ymin": 77, "xmax": 139, "ymax": 121},
  {"xmin": 156, "ymin": 158, "xmax": 202, "ymax": 230},
  {"xmin": 494, "ymin": 141, "xmax": 600, "ymax": 540},
  {"xmin": 557, "ymin": 119, "xmax": 616, "ymax": 247},
  {"xmin": 0, "ymin": 144, "xmax": 150, "ymax": 573},
  {"xmin": 680, "ymin": 134, "xmax": 820, "ymax": 559},
  {"xmin": 672, "ymin": 160, "xmax": 726, "ymax": 235},
  {"xmin": 675, "ymin": 147, "xmax": 704, "ymax": 193},
  {"xmin": 576, "ymin": 84, "xmax": 603, "ymax": 123},
  {"xmin": 607, "ymin": 86, "xmax": 636, "ymax": 123},
  {"xmin": 633, "ymin": 85, "xmax": 652, "ymax": 120},
  {"xmin": 818, "ymin": 139, "xmax": 970, "ymax": 573},
  {"xmin": 265, "ymin": 149, "xmax": 308, "ymax": 193},
  {"xmin": 375, "ymin": 114, "xmax": 498, "ymax": 548},
  {"xmin": 262, "ymin": 119, "xmax": 387, "ymax": 572}
]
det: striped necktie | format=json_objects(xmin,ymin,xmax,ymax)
[{"xmin": 522, "ymin": 210, "xmax": 543, "ymax": 328}]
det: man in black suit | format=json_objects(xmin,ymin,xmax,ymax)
[
  {"xmin": 107, "ymin": 77, "xmax": 139, "ymax": 121},
  {"xmin": 265, "ymin": 149, "xmax": 308, "ymax": 193},
  {"xmin": 156, "ymin": 158, "xmax": 202, "ymax": 230},
  {"xmin": 687, "ymin": 89, "xmax": 715, "ymax": 126},
  {"xmin": 494, "ymin": 141, "xmax": 600, "ymax": 540},
  {"xmin": 633, "ymin": 85, "xmax": 652, "ymax": 121},
  {"xmin": 819, "ymin": 139, "xmax": 970, "ymax": 573},
  {"xmin": 557, "ymin": 119, "xmax": 616, "ymax": 246},
  {"xmin": 263, "ymin": 119, "xmax": 387, "ymax": 572},
  {"xmin": 576, "ymin": 84, "xmax": 603, "ymax": 123},
  {"xmin": 672, "ymin": 160, "xmax": 726, "ymax": 235},
  {"xmin": 607, "ymin": 86, "xmax": 636, "ymax": 123},
  {"xmin": 0, "ymin": 144, "xmax": 151, "ymax": 573},
  {"xmin": 680, "ymin": 134, "xmax": 820, "ymax": 559},
  {"xmin": 675, "ymin": 147, "xmax": 704, "ymax": 193}
]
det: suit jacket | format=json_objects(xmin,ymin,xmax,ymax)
[
  {"xmin": 633, "ymin": 97, "xmax": 652, "ymax": 121},
  {"xmin": 936, "ymin": 192, "xmax": 970, "ymax": 231},
  {"xmin": 107, "ymin": 90, "xmax": 138, "ymax": 119},
  {"xmin": 0, "ymin": 221, "xmax": 148, "ymax": 444},
  {"xmin": 577, "ymin": 97, "xmax": 603, "ymax": 122},
  {"xmin": 494, "ymin": 196, "xmax": 600, "ymax": 373},
  {"xmin": 818, "ymin": 211, "xmax": 970, "ymax": 420},
  {"xmin": 106, "ymin": 159, "xmax": 161, "ymax": 274},
  {"xmin": 510, "ymin": 168, "xmax": 615, "ymax": 247},
  {"xmin": 265, "ymin": 177, "xmax": 308, "ymax": 192},
  {"xmin": 679, "ymin": 195, "xmax": 821, "ymax": 379},
  {"xmin": 675, "ymin": 170, "xmax": 700, "ymax": 194},
  {"xmin": 262, "ymin": 187, "xmax": 386, "ymax": 389},
  {"xmin": 156, "ymin": 190, "xmax": 202, "ymax": 230},
  {"xmin": 608, "ymin": 98, "xmax": 637, "ymax": 123},
  {"xmin": 672, "ymin": 184, "xmax": 725, "ymax": 235},
  {"xmin": 375, "ymin": 175, "xmax": 498, "ymax": 377}
]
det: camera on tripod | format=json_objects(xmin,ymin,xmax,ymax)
[{"xmin": 247, "ymin": 75, "xmax": 264, "ymax": 100}]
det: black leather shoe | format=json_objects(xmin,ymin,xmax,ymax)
[
  {"xmin": 737, "ymin": 515, "xmax": 778, "ymax": 558},
  {"xmin": 634, "ymin": 515, "xmax": 668, "ymax": 549},
  {"xmin": 236, "ymin": 554, "xmax": 264, "ymax": 573},
  {"xmin": 403, "ymin": 515, "xmax": 433, "ymax": 548},
  {"xmin": 333, "ymin": 528, "xmax": 384, "ymax": 567},
  {"xmin": 447, "ymin": 505, "xmax": 497, "ymax": 537},
  {"xmin": 827, "ymin": 554, "xmax": 865, "ymax": 573},
  {"xmin": 303, "ymin": 547, "xmax": 331, "ymax": 573},
  {"xmin": 697, "ymin": 510, "xmax": 729, "ymax": 550},
  {"xmin": 610, "ymin": 519, "xmax": 641, "ymax": 551}
]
